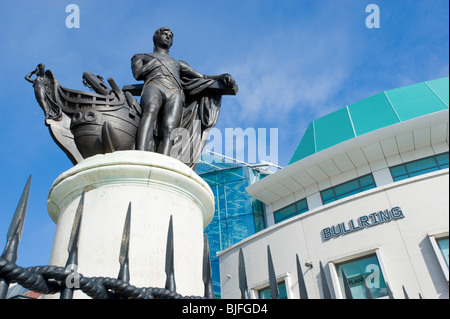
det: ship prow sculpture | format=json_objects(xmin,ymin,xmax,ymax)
[
  {"xmin": 26, "ymin": 65, "xmax": 142, "ymax": 165},
  {"xmin": 26, "ymin": 27, "xmax": 237, "ymax": 168}
]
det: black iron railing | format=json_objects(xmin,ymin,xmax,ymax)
[
  {"xmin": 0, "ymin": 177, "xmax": 418, "ymax": 299},
  {"xmin": 0, "ymin": 176, "xmax": 212, "ymax": 299}
]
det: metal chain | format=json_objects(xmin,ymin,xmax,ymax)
[{"xmin": 0, "ymin": 257, "xmax": 204, "ymax": 299}]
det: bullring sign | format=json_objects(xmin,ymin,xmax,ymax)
[{"xmin": 322, "ymin": 206, "xmax": 405, "ymax": 241}]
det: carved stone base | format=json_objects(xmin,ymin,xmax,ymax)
[{"xmin": 45, "ymin": 151, "xmax": 214, "ymax": 298}]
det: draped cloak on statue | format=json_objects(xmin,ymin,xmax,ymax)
[{"xmin": 153, "ymin": 75, "xmax": 223, "ymax": 170}]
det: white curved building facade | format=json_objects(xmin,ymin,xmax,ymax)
[{"xmin": 218, "ymin": 78, "xmax": 449, "ymax": 299}]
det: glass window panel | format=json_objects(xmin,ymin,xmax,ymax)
[
  {"xmin": 334, "ymin": 180, "xmax": 360, "ymax": 197},
  {"xmin": 274, "ymin": 199, "xmax": 309, "ymax": 224},
  {"xmin": 405, "ymin": 157, "xmax": 437, "ymax": 173},
  {"xmin": 392, "ymin": 174, "xmax": 408, "ymax": 182},
  {"xmin": 359, "ymin": 174, "xmax": 375, "ymax": 187},
  {"xmin": 224, "ymin": 181, "xmax": 252, "ymax": 218},
  {"xmin": 360, "ymin": 175, "xmax": 376, "ymax": 191},
  {"xmin": 390, "ymin": 165, "xmax": 406, "ymax": 178},
  {"xmin": 336, "ymin": 254, "xmax": 387, "ymax": 299},
  {"xmin": 321, "ymin": 189, "xmax": 335, "ymax": 202},
  {"xmin": 274, "ymin": 204, "xmax": 297, "ymax": 223},
  {"xmin": 407, "ymin": 167, "xmax": 440, "ymax": 177},
  {"xmin": 390, "ymin": 153, "xmax": 449, "ymax": 181},
  {"xmin": 202, "ymin": 171, "xmax": 223, "ymax": 186},
  {"xmin": 226, "ymin": 215, "xmax": 256, "ymax": 246},
  {"xmin": 437, "ymin": 237, "xmax": 449, "ymax": 267},
  {"xmin": 258, "ymin": 281, "xmax": 288, "ymax": 299},
  {"xmin": 217, "ymin": 184, "xmax": 227, "ymax": 220},
  {"xmin": 251, "ymin": 198, "xmax": 267, "ymax": 231},
  {"xmin": 210, "ymin": 260, "xmax": 221, "ymax": 297},
  {"xmin": 219, "ymin": 220, "xmax": 229, "ymax": 249},
  {"xmin": 211, "ymin": 260, "xmax": 220, "ymax": 286},
  {"xmin": 223, "ymin": 167, "xmax": 246, "ymax": 183},
  {"xmin": 295, "ymin": 199, "xmax": 308, "ymax": 213},
  {"xmin": 436, "ymin": 153, "xmax": 449, "ymax": 168},
  {"xmin": 335, "ymin": 188, "xmax": 360, "ymax": 200},
  {"xmin": 204, "ymin": 221, "xmax": 222, "ymax": 255},
  {"xmin": 361, "ymin": 184, "xmax": 376, "ymax": 192},
  {"xmin": 278, "ymin": 281, "xmax": 288, "ymax": 299},
  {"xmin": 258, "ymin": 288, "xmax": 271, "ymax": 299},
  {"xmin": 321, "ymin": 174, "xmax": 376, "ymax": 205},
  {"xmin": 254, "ymin": 213, "xmax": 266, "ymax": 232},
  {"xmin": 439, "ymin": 162, "xmax": 449, "ymax": 169}
]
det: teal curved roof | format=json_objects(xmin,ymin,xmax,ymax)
[{"xmin": 289, "ymin": 77, "xmax": 449, "ymax": 164}]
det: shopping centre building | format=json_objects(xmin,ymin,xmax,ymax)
[{"xmin": 217, "ymin": 77, "xmax": 449, "ymax": 299}]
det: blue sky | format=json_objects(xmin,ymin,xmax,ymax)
[{"xmin": 0, "ymin": 0, "xmax": 448, "ymax": 268}]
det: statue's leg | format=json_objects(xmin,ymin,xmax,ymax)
[
  {"xmin": 136, "ymin": 85, "xmax": 163, "ymax": 151},
  {"xmin": 157, "ymin": 90, "xmax": 184, "ymax": 156}
]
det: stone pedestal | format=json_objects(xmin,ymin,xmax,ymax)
[{"xmin": 46, "ymin": 151, "xmax": 214, "ymax": 298}]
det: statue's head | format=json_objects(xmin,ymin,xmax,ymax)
[
  {"xmin": 36, "ymin": 63, "xmax": 45, "ymax": 76},
  {"xmin": 153, "ymin": 27, "xmax": 173, "ymax": 50}
]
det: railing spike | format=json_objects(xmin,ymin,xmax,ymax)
[
  {"xmin": 6, "ymin": 176, "xmax": 31, "ymax": 247},
  {"xmin": 386, "ymin": 281, "xmax": 395, "ymax": 299},
  {"xmin": 319, "ymin": 261, "xmax": 332, "ymax": 299},
  {"xmin": 363, "ymin": 275, "xmax": 373, "ymax": 299},
  {"xmin": 267, "ymin": 245, "xmax": 279, "ymax": 299},
  {"xmin": 238, "ymin": 248, "xmax": 249, "ymax": 299},
  {"xmin": 0, "ymin": 176, "xmax": 31, "ymax": 299},
  {"xmin": 60, "ymin": 191, "xmax": 85, "ymax": 299},
  {"xmin": 118, "ymin": 202, "xmax": 131, "ymax": 283},
  {"xmin": 341, "ymin": 269, "xmax": 353, "ymax": 299},
  {"xmin": 202, "ymin": 233, "xmax": 214, "ymax": 299},
  {"xmin": 402, "ymin": 285, "xmax": 409, "ymax": 299},
  {"xmin": 295, "ymin": 254, "xmax": 308, "ymax": 299},
  {"xmin": 164, "ymin": 215, "xmax": 176, "ymax": 292}
]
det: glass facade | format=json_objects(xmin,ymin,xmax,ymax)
[
  {"xmin": 197, "ymin": 157, "xmax": 267, "ymax": 298},
  {"xmin": 336, "ymin": 254, "xmax": 388, "ymax": 299},
  {"xmin": 390, "ymin": 152, "xmax": 449, "ymax": 182},
  {"xmin": 273, "ymin": 198, "xmax": 308, "ymax": 224},
  {"xmin": 320, "ymin": 174, "xmax": 376, "ymax": 205}
]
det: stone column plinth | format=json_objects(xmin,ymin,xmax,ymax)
[{"xmin": 46, "ymin": 151, "xmax": 214, "ymax": 298}]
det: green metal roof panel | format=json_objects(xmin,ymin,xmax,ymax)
[
  {"xmin": 426, "ymin": 77, "xmax": 449, "ymax": 107},
  {"xmin": 348, "ymin": 92, "xmax": 400, "ymax": 136},
  {"xmin": 314, "ymin": 107, "xmax": 355, "ymax": 152},
  {"xmin": 289, "ymin": 77, "xmax": 449, "ymax": 164},
  {"xmin": 289, "ymin": 122, "xmax": 315, "ymax": 164},
  {"xmin": 385, "ymin": 82, "xmax": 448, "ymax": 121}
]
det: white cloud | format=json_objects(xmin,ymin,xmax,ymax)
[{"xmin": 220, "ymin": 24, "xmax": 354, "ymax": 129}]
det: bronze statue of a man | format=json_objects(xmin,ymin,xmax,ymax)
[{"xmin": 131, "ymin": 27, "xmax": 235, "ymax": 156}]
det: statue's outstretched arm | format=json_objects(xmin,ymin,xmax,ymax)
[
  {"xmin": 180, "ymin": 61, "xmax": 235, "ymax": 88},
  {"xmin": 179, "ymin": 60, "xmax": 204, "ymax": 79}
]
